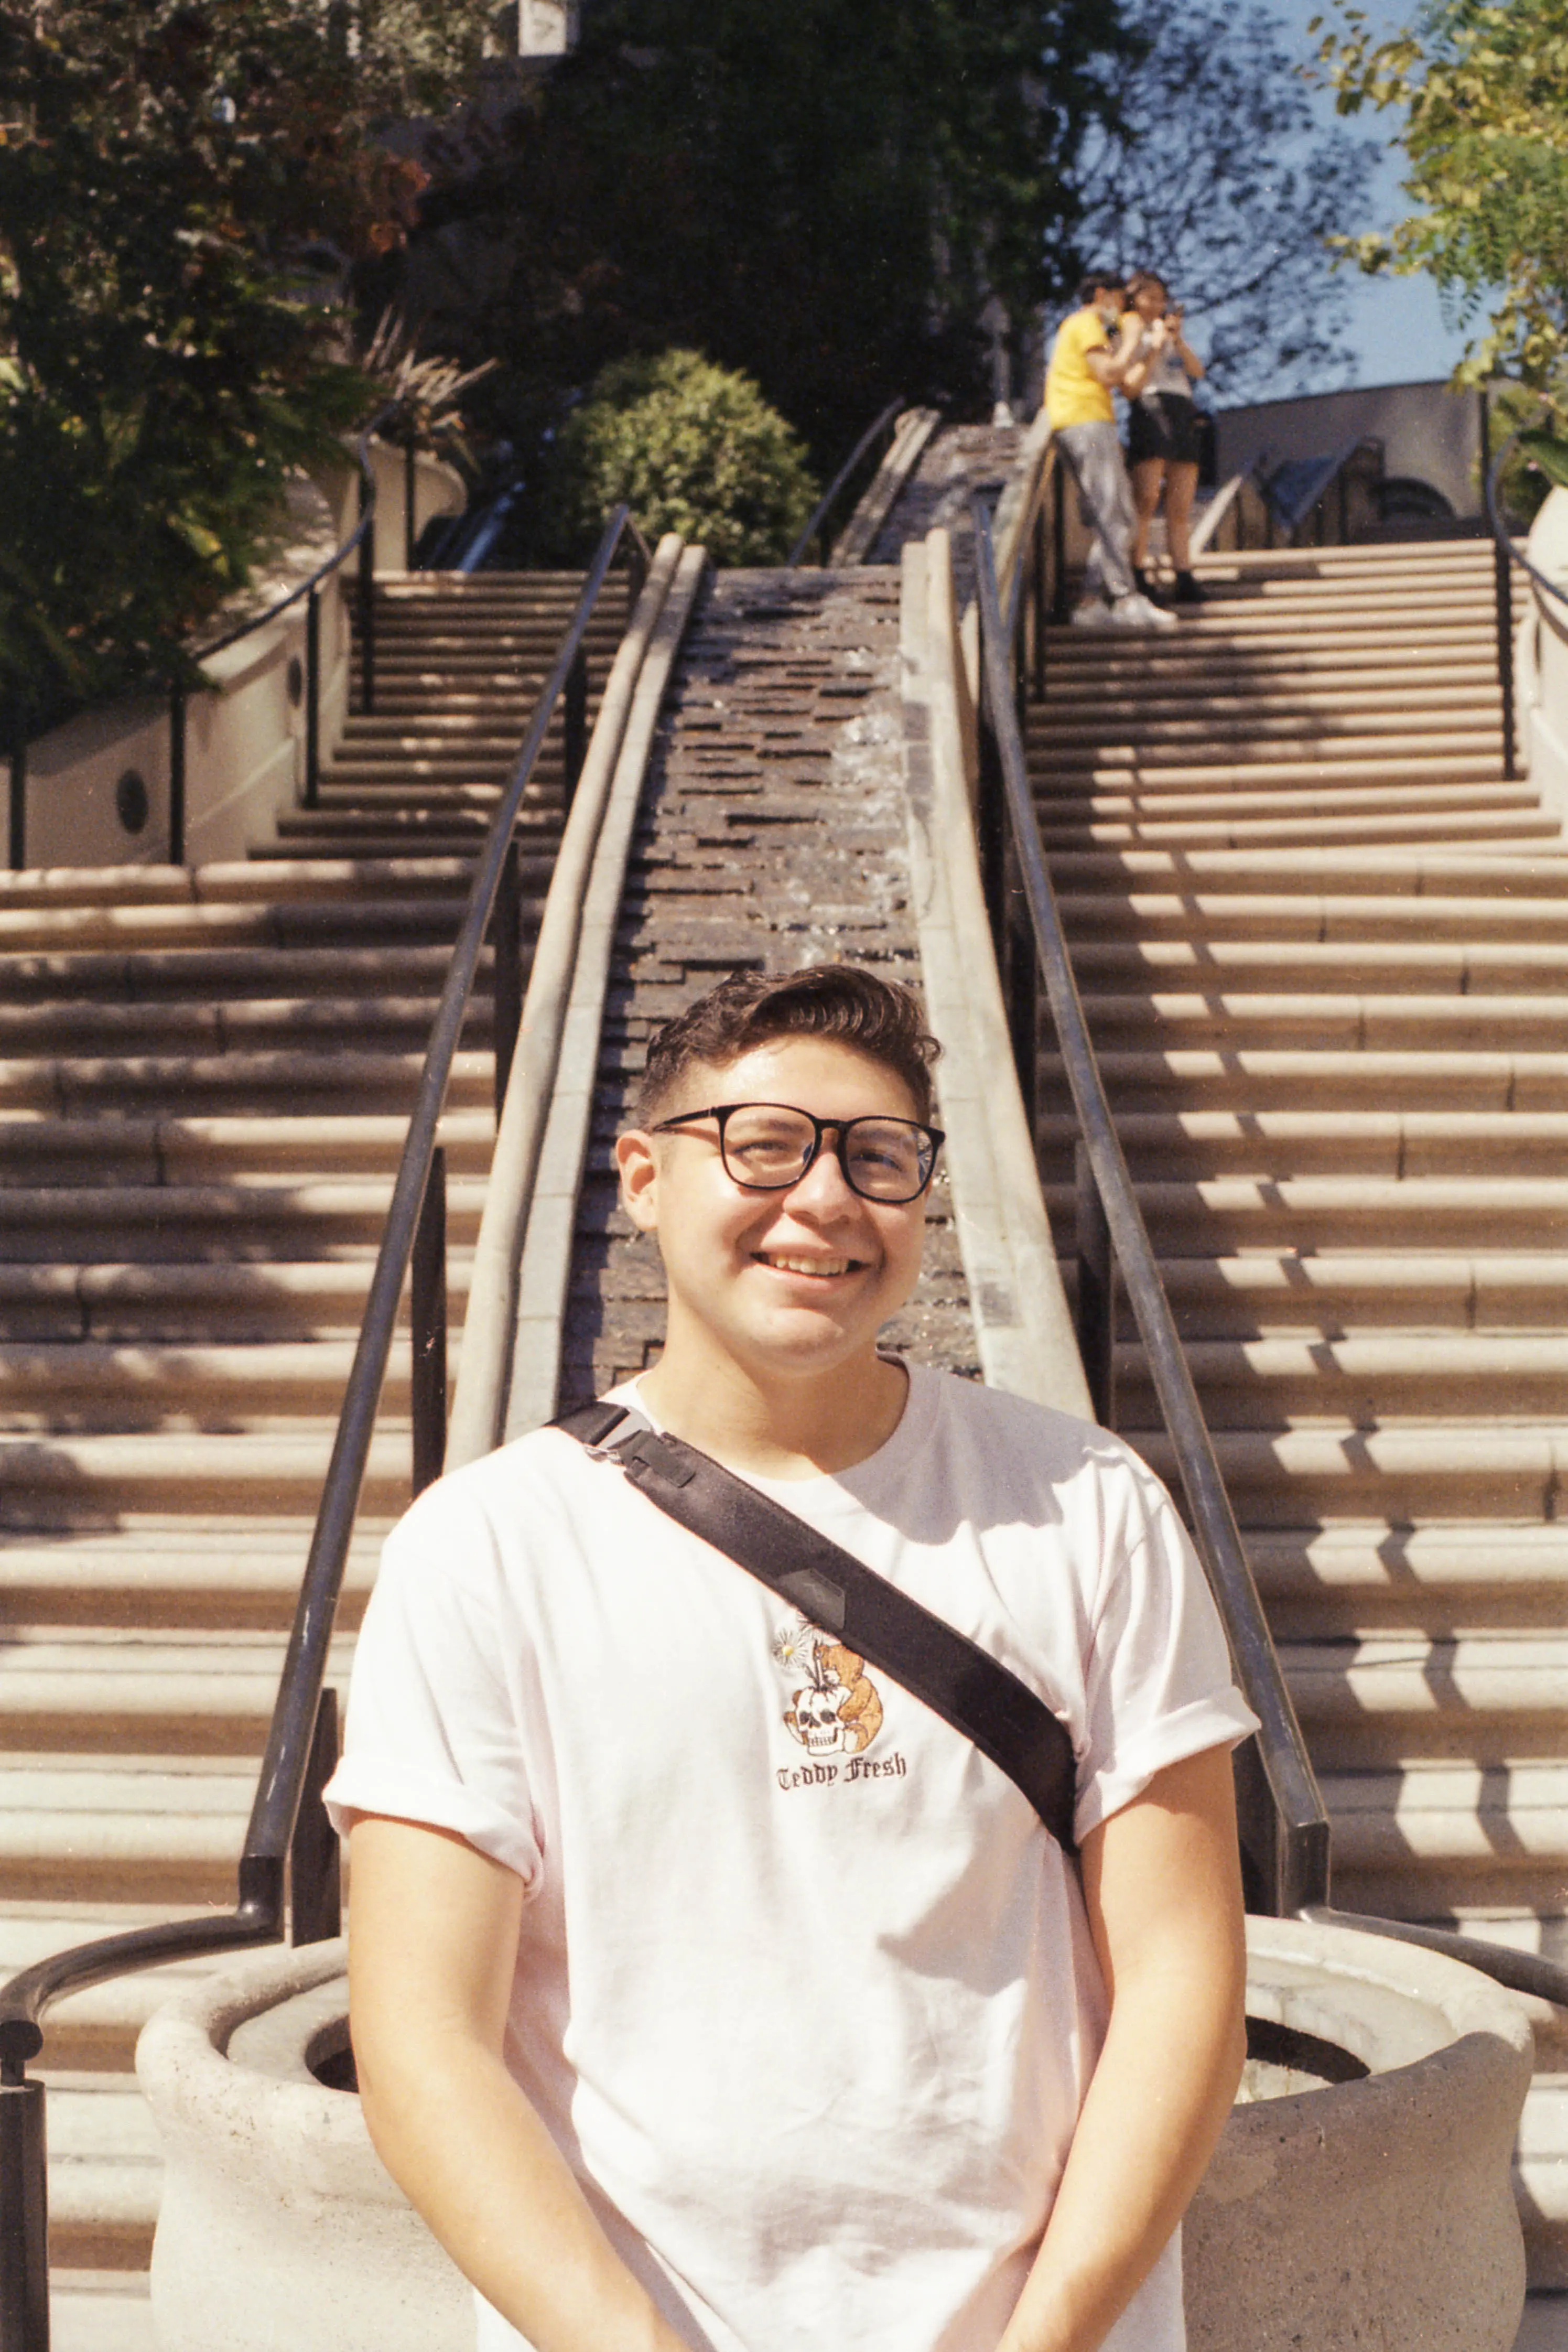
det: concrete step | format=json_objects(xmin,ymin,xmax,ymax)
[
  {"xmin": 0, "ymin": 1426, "xmax": 415, "ymax": 1524},
  {"xmin": 1147, "ymin": 1252, "xmax": 1568, "ymax": 1334},
  {"xmin": 1277, "ymin": 1633, "xmax": 1567, "ymax": 1766},
  {"xmin": 51, "ymin": 2272, "xmax": 158, "ymax": 2350},
  {"xmin": 0, "ymin": 1517, "xmax": 384, "ymax": 1628},
  {"xmin": 0, "ymin": 1175, "xmax": 486, "ymax": 1258},
  {"xmin": 39, "ymin": 2075, "xmax": 161, "ymax": 2268},
  {"xmin": 0, "ymin": 1334, "xmax": 445, "ymax": 1423},
  {"xmin": 1080, "ymin": 990, "xmax": 1568, "ymax": 1051},
  {"xmin": 1322, "ymin": 1757, "xmax": 1568, "ymax": 1917},
  {"xmin": 1049, "ymin": 1048, "xmax": 1568, "ymax": 1112},
  {"xmin": 1042, "ymin": 805, "xmax": 1546, "ymax": 853},
  {"xmin": 1128, "ymin": 1419, "xmax": 1564, "ymax": 1523},
  {"xmin": 1102, "ymin": 1110, "xmax": 1568, "ymax": 1178},
  {"xmin": 1069, "ymin": 935, "xmax": 1568, "ymax": 988},
  {"xmin": 0, "ymin": 1626, "xmax": 357, "ymax": 1752},
  {"xmin": 1111, "ymin": 1172, "xmax": 1568, "ymax": 1250},
  {"xmin": 1057, "ymin": 893, "xmax": 1568, "ymax": 945},
  {"xmin": 0, "ymin": 1753, "xmax": 255, "ymax": 1901},
  {"xmin": 1245, "ymin": 1522, "xmax": 1568, "ymax": 1637},
  {"xmin": 1045, "ymin": 849, "xmax": 1568, "ymax": 897},
  {"xmin": 0, "ymin": 1047, "xmax": 495, "ymax": 1118},
  {"xmin": 1122, "ymin": 1332, "xmax": 1568, "ymax": 1420},
  {"xmin": 0, "ymin": 939, "xmax": 491, "ymax": 999},
  {"xmin": 0, "ymin": 1108, "xmax": 495, "ymax": 1183},
  {"xmin": 0, "ymin": 1254, "xmax": 473, "ymax": 1343}
]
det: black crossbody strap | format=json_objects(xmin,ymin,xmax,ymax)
[{"xmin": 554, "ymin": 1399, "xmax": 1077, "ymax": 1854}]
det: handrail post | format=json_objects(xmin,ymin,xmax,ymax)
[
  {"xmin": 168, "ymin": 686, "xmax": 186, "ymax": 866},
  {"xmin": 626, "ymin": 535, "xmax": 648, "ymax": 614},
  {"xmin": 404, "ymin": 440, "xmax": 417, "ymax": 572},
  {"xmin": 1496, "ymin": 529, "xmax": 1516, "ymax": 782},
  {"xmin": 976, "ymin": 689, "xmax": 1007, "ymax": 956},
  {"xmin": 7, "ymin": 737, "xmax": 24, "ymax": 873},
  {"xmin": 563, "ymin": 645, "xmax": 589, "ymax": 814},
  {"xmin": 304, "ymin": 587, "xmax": 321, "ymax": 810},
  {"xmin": 1482, "ymin": 393, "xmax": 1517, "ymax": 781},
  {"xmin": 288, "ymin": 1686, "xmax": 341, "ymax": 1946},
  {"xmin": 1074, "ymin": 1142, "xmax": 1116, "ymax": 1429},
  {"xmin": 411, "ymin": 1148, "xmax": 448, "ymax": 1498},
  {"xmin": 1030, "ymin": 501, "xmax": 1047, "ymax": 703},
  {"xmin": 1050, "ymin": 460, "xmax": 1069, "ymax": 625},
  {"xmin": 0, "ymin": 2065, "xmax": 49, "ymax": 2352},
  {"xmin": 492, "ymin": 837, "xmax": 522, "ymax": 1121},
  {"xmin": 358, "ymin": 500, "xmax": 376, "ymax": 718}
]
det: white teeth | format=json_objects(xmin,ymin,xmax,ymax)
[{"xmin": 762, "ymin": 1254, "xmax": 852, "ymax": 1276}]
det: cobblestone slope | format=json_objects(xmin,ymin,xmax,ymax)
[{"xmin": 560, "ymin": 567, "xmax": 979, "ymax": 1404}]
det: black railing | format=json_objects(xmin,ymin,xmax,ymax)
[
  {"xmin": 0, "ymin": 505, "xmax": 641, "ymax": 2352},
  {"xmin": 970, "ymin": 490, "xmax": 1328, "ymax": 1920},
  {"xmin": 1480, "ymin": 398, "xmax": 1568, "ymax": 784},
  {"xmin": 172, "ymin": 405, "xmax": 397, "ymax": 861},
  {"xmin": 972, "ymin": 481, "xmax": 1568, "ymax": 2010},
  {"xmin": 786, "ymin": 398, "xmax": 906, "ymax": 567}
]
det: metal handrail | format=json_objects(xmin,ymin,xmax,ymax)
[
  {"xmin": 974, "ymin": 479, "xmax": 1568, "ymax": 2006},
  {"xmin": 1483, "ymin": 419, "xmax": 1568, "ymax": 618},
  {"xmin": 0, "ymin": 505, "xmax": 641, "ymax": 2352},
  {"xmin": 190, "ymin": 404, "xmax": 395, "ymax": 664},
  {"xmin": 5, "ymin": 406, "xmax": 397, "ymax": 875},
  {"xmin": 786, "ymin": 397, "xmax": 905, "ymax": 567},
  {"xmin": 1480, "ymin": 406, "xmax": 1568, "ymax": 782},
  {"xmin": 969, "ymin": 493, "xmax": 1329, "ymax": 1919}
]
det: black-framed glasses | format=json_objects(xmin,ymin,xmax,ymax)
[{"xmin": 651, "ymin": 1101, "xmax": 945, "ymax": 1203}]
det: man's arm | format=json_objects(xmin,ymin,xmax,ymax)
[
  {"xmin": 347, "ymin": 1814, "xmax": 693, "ymax": 2352},
  {"xmin": 1086, "ymin": 316, "xmax": 1164, "ymax": 396},
  {"xmin": 997, "ymin": 1744, "xmax": 1248, "ymax": 2352}
]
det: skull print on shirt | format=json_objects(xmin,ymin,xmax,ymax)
[{"xmin": 773, "ymin": 1614, "xmax": 884, "ymax": 1757}]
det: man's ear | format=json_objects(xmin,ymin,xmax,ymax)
[{"xmin": 617, "ymin": 1126, "xmax": 659, "ymax": 1232}]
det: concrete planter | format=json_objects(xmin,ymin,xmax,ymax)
[
  {"xmin": 1187, "ymin": 1917, "xmax": 1531, "ymax": 2352},
  {"xmin": 138, "ymin": 1940, "xmax": 471, "ymax": 2352},
  {"xmin": 138, "ymin": 1917, "xmax": 1531, "ymax": 2352}
]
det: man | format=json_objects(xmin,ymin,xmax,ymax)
[
  {"xmin": 1044, "ymin": 271, "xmax": 1174, "ymax": 630},
  {"xmin": 328, "ymin": 963, "xmax": 1255, "ymax": 2352}
]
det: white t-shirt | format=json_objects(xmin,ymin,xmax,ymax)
[{"xmin": 326, "ymin": 1364, "xmax": 1257, "ymax": 2352}]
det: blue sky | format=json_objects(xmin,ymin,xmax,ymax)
[{"xmin": 1269, "ymin": 0, "xmax": 1472, "ymax": 389}]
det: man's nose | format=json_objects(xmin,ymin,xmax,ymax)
[{"xmin": 784, "ymin": 1137, "xmax": 857, "ymax": 1207}]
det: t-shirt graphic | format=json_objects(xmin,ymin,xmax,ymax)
[{"xmin": 774, "ymin": 1613, "xmax": 884, "ymax": 1757}]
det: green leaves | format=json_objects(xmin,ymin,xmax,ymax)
[
  {"xmin": 553, "ymin": 349, "xmax": 816, "ymax": 565},
  {"xmin": 1317, "ymin": 0, "xmax": 1568, "ymax": 392},
  {"xmin": 0, "ymin": 0, "xmax": 495, "ymax": 735}
]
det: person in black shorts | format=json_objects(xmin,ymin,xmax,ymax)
[{"xmin": 1122, "ymin": 270, "xmax": 1207, "ymax": 606}]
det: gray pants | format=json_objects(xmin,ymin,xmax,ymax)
[{"xmin": 1056, "ymin": 420, "xmax": 1136, "ymax": 605}]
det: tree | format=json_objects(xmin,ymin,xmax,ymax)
[
  {"xmin": 0, "ymin": 0, "xmax": 497, "ymax": 735},
  {"xmin": 551, "ymin": 349, "xmax": 816, "ymax": 563},
  {"xmin": 1070, "ymin": 0, "xmax": 1378, "ymax": 402},
  {"xmin": 399, "ymin": 0, "xmax": 1135, "ymax": 473},
  {"xmin": 1316, "ymin": 0, "xmax": 1568, "ymax": 396}
]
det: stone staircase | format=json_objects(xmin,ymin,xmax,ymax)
[
  {"xmin": 1029, "ymin": 533, "xmax": 1566, "ymax": 2275},
  {"xmin": 0, "ymin": 567, "xmax": 626, "ymax": 2344}
]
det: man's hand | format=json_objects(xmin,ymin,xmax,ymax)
[
  {"xmin": 348, "ymin": 1815, "xmax": 692, "ymax": 2352},
  {"xmin": 996, "ymin": 1746, "xmax": 1248, "ymax": 2352}
]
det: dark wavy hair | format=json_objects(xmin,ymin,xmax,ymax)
[{"xmin": 634, "ymin": 964, "xmax": 940, "ymax": 1126}]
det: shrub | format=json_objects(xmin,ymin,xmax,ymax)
[{"xmin": 553, "ymin": 350, "xmax": 817, "ymax": 565}]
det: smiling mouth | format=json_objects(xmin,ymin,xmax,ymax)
[{"xmin": 754, "ymin": 1252, "xmax": 863, "ymax": 1278}]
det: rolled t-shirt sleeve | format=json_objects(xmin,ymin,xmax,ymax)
[
  {"xmin": 1073, "ymin": 1452, "xmax": 1259, "ymax": 1844},
  {"xmin": 323, "ymin": 1485, "xmax": 544, "ymax": 1890}
]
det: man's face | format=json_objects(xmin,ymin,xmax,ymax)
[
  {"xmin": 1094, "ymin": 284, "xmax": 1126, "ymax": 325},
  {"xmin": 617, "ymin": 1035, "xmax": 931, "ymax": 1388}
]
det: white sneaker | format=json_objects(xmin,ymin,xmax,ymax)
[
  {"xmin": 1109, "ymin": 592, "xmax": 1177, "ymax": 630},
  {"xmin": 1070, "ymin": 599, "xmax": 1116, "ymax": 628}
]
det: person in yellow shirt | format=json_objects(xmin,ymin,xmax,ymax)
[{"xmin": 1044, "ymin": 272, "xmax": 1173, "ymax": 630}]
